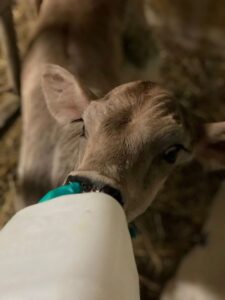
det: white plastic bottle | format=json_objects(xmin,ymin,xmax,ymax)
[{"xmin": 0, "ymin": 192, "xmax": 140, "ymax": 300}]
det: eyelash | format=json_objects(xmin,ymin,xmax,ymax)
[
  {"xmin": 162, "ymin": 144, "xmax": 188, "ymax": 164},
  {"xmin": 163, "ymin": 145, "xmax": 181, "ymax": 164}
]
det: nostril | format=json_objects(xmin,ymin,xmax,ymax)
[{"xmin": 65, "ymin": 175, "xmax": 75, "ymax": 184}]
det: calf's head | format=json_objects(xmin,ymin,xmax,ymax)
[{"xmin": 42, "ymin": 64, "xmax": 225, "ymax": 221}]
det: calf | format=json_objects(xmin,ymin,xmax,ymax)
[{"xmin": 18, "ymin": 0, "xmax": 225, "ymax": 222}]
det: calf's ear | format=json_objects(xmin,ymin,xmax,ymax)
[
  {"xmin": 194, "ymin": 121, "xmax": 225, "ymax": 169},
  {"xmin": 41, "ymin": 64, "xmax": 95, "ymax": 125}
]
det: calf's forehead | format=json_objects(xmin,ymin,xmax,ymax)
[
  {"xmin": 82, "ymin": 82, "xmax": 191, "ymax": 159},
  {"xmin": 85, "ymin": 81, "xmax": 183, "ymax": 131}
]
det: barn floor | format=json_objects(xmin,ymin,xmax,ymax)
[{"xmin": 1, "ymin": 1, "xmax": 225, "ymax": 300}]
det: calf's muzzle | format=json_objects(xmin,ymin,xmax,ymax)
[{"xmin": 66, "ymin": 175, "xmax": 123, "ymax": 206}]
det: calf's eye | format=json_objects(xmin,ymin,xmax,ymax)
[{"xmin": 163, "ymin": 144, "xmax": 183, "ymax": 164}]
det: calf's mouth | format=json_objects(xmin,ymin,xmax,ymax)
[{"xmin": 65, "ymin": 175, "xmax": 123, "ymax": 206}]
